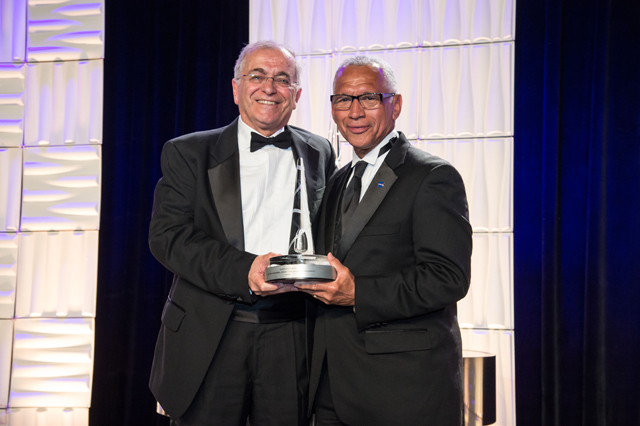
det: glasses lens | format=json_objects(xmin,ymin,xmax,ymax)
[
  {"xmin": 332, "ymin": 95, "xmax": 353, "ymax": 109},
  {"xmin": 358, "ymin": 94, "xmax": 382, "ymax": 109},
  {"xmin": 245, "ymin": 74, "xmax": 293, "ymax": 88},
  {"xmin": 273, "ymin": 77, "xmax": 292, "ymax": 88}
]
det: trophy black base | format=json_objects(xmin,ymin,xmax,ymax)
[{"xmin": 265, "ymin": 254, "xmax": 337, "ymax": 283}]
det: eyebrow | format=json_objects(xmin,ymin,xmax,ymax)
[{"xmin": 248, "ymin": 68, "xmax": 292, "ymax": 78}]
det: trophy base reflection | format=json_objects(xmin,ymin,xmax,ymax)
[{"xmin": 265, "ymin": 254, "xmax": 337, "ymax": 283}]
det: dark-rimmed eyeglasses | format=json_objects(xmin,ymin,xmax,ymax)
[
  {"xmin": 330, "ymin": 93, "xmax": 395, "ymax": 110},
  {"xmin": 238, "ymin": 73, "xmax": 297, "ymax": 89}
]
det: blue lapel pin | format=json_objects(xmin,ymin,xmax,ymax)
[{"xmin": 378, "ymin": 181, "xmax": 384, "ymax": 188}]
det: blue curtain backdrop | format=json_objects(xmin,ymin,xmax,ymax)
[
  {"xmin": 514, "ymin": 0, "xmax": 640, "ymax": 425},
  {"xmin": 93, "ymin": 0, "xmax": 640, "ymax": 425}
]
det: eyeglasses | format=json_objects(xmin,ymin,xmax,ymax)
[
  {"xmin": 239, "ymin": 73, "xmax": 297, "ymax": 89},
  {"xmin": 330, "ymin": 93, "xmax": 395, "ymax": 110}
]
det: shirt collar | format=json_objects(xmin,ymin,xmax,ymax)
[
  {"xmin": 351, "ymin": 129, "xmax": 399, "ymax": 167},
  {"xmin": 237, "ymin": 116, "xmax": 286, "ymax": 151}
]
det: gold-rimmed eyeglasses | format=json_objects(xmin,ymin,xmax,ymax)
[{"xmin": 238, "ymin": 73, "xmax": 297, "ymax": 89}]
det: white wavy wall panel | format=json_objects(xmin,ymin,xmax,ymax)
[
  {"xmin": 420, "ymin": 42, "xmax": 513, "ymax": 139},
  {"xmin": 0, "ymin": 64, "xmax": 25, "ymax": 147},
  {"xmin": 0, "ymin": 408, "xmax": 88, "ymax": 426},
  {"xmin": 333, "ymin": 0, "xmax": 421, "ymax": 51},
  {"xmin": 251, "ymin": 0, "xmax": 332, "ymax": 55},
  {"xmin": 0, "ymin": 0, "xmax": 27, "ymax": 63},
  {"xmin": 289, "ymin": 55, "xmax": 334, "ymax": 139},
  {"xmin": 417, "ymin": 137, "xmax": 512, "ymax": 231},
  {"xmin": 251, "ymin": 0, "xmax": 515, "ymax": 54},
  {"xmin": 15, "ymin": 231, "xmax": 97, "ymax": 318},
  {"xmin": 0, "ymin": 148, "xmax": 22, "ymax": 232},
  {"xmin": 0, "ymin": 234, "xmax": 18, "ymax": 319},
  {"xmin": 24, "ymin": 60, "xmax": 103, "ymax": 146},
  {"xmin": 21, "ymin": 145, "xmax": 101, "ymax": 232},
  {"xmin": 458, "ymin": 233, "xmax": 512, "ymax": 329},
  {"xmin": 461, "ymin": 329, "xmax": 515, "ymax": 426},
  {"xmin": 0, "ymin": 320, "xmax": 12, "ymax": 408},
  {"xmin": 421, "ymin": 0, "xmax": 514, "ymax": 46},
  {"xmin": 26, "ymin": 0, "xmax": 104, "ymax": 62},
  {"xmin": 9, "ymin": 318, "xmax": 94, "ymax": 408}
]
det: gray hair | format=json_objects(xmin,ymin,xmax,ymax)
[
  {"xmin": 333, "ymin": 55, "xmax": 398, "ymax": 93},
  {"xmin": 234, "ymin": 40, "xmax": 301, "ymax": 86}
]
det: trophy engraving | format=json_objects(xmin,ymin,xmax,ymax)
[{"xmin": 265, "ymin": 158, "xmax": 337, "ymax": 283}]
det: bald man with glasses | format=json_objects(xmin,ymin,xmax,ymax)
[{"xmin": 148, "ymin": 40, "xmax": 336, "ymax": 426}]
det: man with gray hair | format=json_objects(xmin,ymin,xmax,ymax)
[
  {"xmin": 148, "ymin": 40, "xmax": 335, "ymax": 425},
  {"xmin": 296, "ymin": 56, "xmax": 472, "ymax": 425}
]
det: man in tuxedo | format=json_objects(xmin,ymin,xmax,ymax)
[
  {"xmin": 296, "ymin": 56, "xmax": 473, "ymax": 425},
  {"xmin": 148, "ymin": 40, "xmax": 336, "ymax": 426}
]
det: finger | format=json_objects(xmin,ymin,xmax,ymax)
[
  {"xmin": 258, "ymin": 282, "xmax": 282, "ymax": 292},
  {"xmin": 327, "ymin": 252, "xmax": 343, "ymax": 269},
  {"xmin": 293, "ymin": 283, "xmax": 324, "ymax": 291}
]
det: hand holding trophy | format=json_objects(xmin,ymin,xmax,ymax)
[{"xmin": 265, "ymin": 158, "xmax": 337, "ymax": 283}]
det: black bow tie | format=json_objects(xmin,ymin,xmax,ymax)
[{"xmin": 250, "ymin": 130, "xmax": 292, "ymax": 152}]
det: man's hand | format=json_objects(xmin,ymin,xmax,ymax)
[
  {"xmin": 248, "ymin": 252, "xmax": 298, "ymax": 296},
  {"xmin": 295, "ymin": 253, "xmax": 355, "ymax": 306}
]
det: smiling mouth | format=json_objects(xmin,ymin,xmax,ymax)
[
  {"xmin": 257, "ymin": 100, "xmax": 278, "ymax": 105},
  {"xmin": 348, "ymin": 125, "xmax": 370, "ymax": 134}
]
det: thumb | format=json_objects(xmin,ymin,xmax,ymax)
[{"xmin": 327, "ymin": 252, "xmax": 343, "ymax": 268}]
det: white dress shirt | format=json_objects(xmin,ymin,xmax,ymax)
[
  {"xmin": 237, "ymin": 117, "xmax": 296, "ymax": 256},
  {"xmin": 346, "ymin": 130, "xmax": 399, "ymax": 202}
]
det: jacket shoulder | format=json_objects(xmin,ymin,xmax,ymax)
[{"xmin": 289, "ymin": 125, "xmax": 332, "ymax": 150}]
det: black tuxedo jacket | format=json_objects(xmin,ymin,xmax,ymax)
[
  {"xmin": 310, "ymin": 133, "xmax": 472, "ymax": 426},
  {"xmin": 148, "ymin": 118, "xmax": 336, "ymax": 418}
]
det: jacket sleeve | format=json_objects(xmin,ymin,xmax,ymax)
[
  {"xmin": 353, "ymin": 163, "xmax": 473, "ymax": 330},
  {"xmin": 149, "ymin": 141, "xmax": 256, "ymax": 303}
]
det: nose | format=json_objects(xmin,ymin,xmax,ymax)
[
  {"xmin": 348, "ymin": 98, "xmax": 365, "ymax": 119},
  {"xmin": 261, "ymin": 78, "xmax": 277, "ymax": 94}
]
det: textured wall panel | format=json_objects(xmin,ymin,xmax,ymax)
[
  {"xmin": 0, "ymin": 0, "xmax": 27, "ymax": 63},
  {"xmin": 0, "ymin": 64, "xmax": 25, "ymax": 147},
  {"xmin": 0, "ymin": 320, "xmax": 12, "ymax": 408},
  {"xmin": 0, "ymin": 409, "xmax": 4, "ymax": 424},
  {"xmin": 15, "ymin": 231, "xmax": 97, "ymax": 318},
  {"xmin": 333, "ymin": 0, "xmax": 421, "ymax": 52},
  {"xmin": 9, "ymin": 318, "xmax": 94, "ymax": 408},
  {"xmin": 24, "ymin": 60, "xmax": 103, "ymax": 146},
  {"xmin": 416, "ymin": 138, "xmax": 513, "ymax": 231},
  {"xmin": 419, "ymin": 42, "xmax": 513, "ymax": 139},
  {"xmin": 289, "ymin": 55, "xmax": 334, "ymax": 139},
  {"xmin": 422, "ymin": 0, "xmax": 515, "ymax": 46},
  {"xmin": 0, "ymin": 148, "xmax": 22, "ymax": 232},
  {"xmin": 26, "ymin": 0, "xmax": 104, "ymax": 62},
  {"xmin": 250, "ymin": 0, "xmax": 331, "ymax": 55},
  {"xmin": 458, "ymin": 232, "xmax": 513, "ymax": 329},
  {"xmin": 21, "ymin": 145, "xmax": 101, "ymax": 231},
  {"xmin": 0, "ymin": 234, "xmax": 18, "ymax": 319},
  {"xmin": 461, "ymin": 329, "xmax": 515, "ymax": 426},
  {"xmin": 3, "ymin": 408, "xmax": 88, "ymax": 426}
]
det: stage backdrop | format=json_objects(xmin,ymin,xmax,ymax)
[
  {"xmin": 0, "ymin": 0, "xmax": 104, "ymax": 424},
  {"xmin": 251, "ymin": 0, "xmax": 516, "ymax": 424}
]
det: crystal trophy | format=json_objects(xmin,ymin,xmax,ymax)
[{"xmin": 265, "ymin": 158, "xmax": 337, "ymax": 283}]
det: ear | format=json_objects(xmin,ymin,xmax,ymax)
[
  {"xmin": 391, "ymin": 94, "xmax": 403, "ymax": 120},
  {"xmin": 293, "ymin": 87, "xmax": 302, "ymax": 108},
  {"xmin": 232, "ymin": 78, "xmax": 240, "ymax": 105}
]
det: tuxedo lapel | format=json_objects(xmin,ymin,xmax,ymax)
[
  {"xmin": 335, "ymin": 134, "xmax": 410, "ymax": 260},
  {"xmin": 325, "ymin": 166, "xmax": 350, "ymax": 255},
  {"xmin": 207, "ymin": 119, "xmax": 245, "ymax": 251},
  {"xmin": 335, "ymin": 163, "xmax": 397, "ymax": 260}
]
